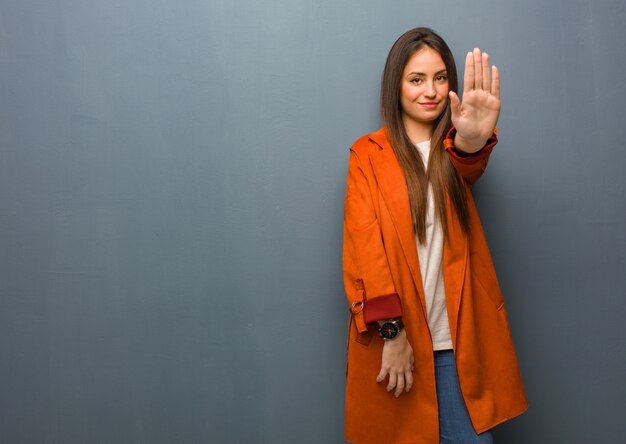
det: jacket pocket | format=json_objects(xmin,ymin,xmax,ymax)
[
  {"xmin": 472, "ymin": 254, "xmax": 505, "ymax": 310},
  {"xmin": 475, "ymin": 275, "xmax": 505, "ymax": 311}
]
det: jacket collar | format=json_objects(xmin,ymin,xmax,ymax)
[{"xmin": 367, "ymin": 127, "xmax": 392, "ymax": 152}]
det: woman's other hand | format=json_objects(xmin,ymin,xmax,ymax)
[
  {"xmin": 449, "ymin": 48, "xmax": 500, "ymax": 153},
  {"xmin": 376, "ymin": 329, "xmax": 415, "ymax": 398}
]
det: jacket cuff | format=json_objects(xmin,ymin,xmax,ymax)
[
  {"xmin": 362, "ymin": 293, "xmax": 402, "ymax": 325},
  {"xmin": 444, "ymin": 127, "xmax": 498, "ymax": 164}
]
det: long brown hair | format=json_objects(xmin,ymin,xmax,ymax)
[{"xmin": 381, "ymin": 27, "xmax": 469, "ymax": 243}]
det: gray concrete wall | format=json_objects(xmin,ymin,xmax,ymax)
[{"xmin": 1, "ymin": 0, "xmax": 624, "ymax": 442}]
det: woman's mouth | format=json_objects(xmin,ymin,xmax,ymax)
[{"xmin": 419, "ymin": 102, "xmax": 439, "ymax": 109}]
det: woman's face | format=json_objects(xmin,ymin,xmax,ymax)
[{"xmin": 400, "ymin": 46, "xmax": 449, "ymax": 130}]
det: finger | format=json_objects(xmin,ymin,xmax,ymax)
[
  {"xmin": 482, "ymin": 52, "xmax": 490, "ymax": 91},
  {"xmin": 473, "ymin": 48, "xmax": 483, "ymax": 90},
  {"xmin": 376, "ymin": 367, "xmax": 388, "ymax": 383},
  {"xmin": 491, "ymin": 65, "xmax": 500, "ymax": 100},
  {"xmin": 405, "ymin": 369, "xmax": 413, "ymax": 393},
  {"xmin": 448, "ymin": 91, "xmax": 461, "ymax": 120},
  {"xmin": 410, "ymin": 354, "xmax": 415, "ymax": 372},
  {"xmin": 463, "ymin": 51, "xmax": 473, "ymax": 93},
  {"xmin": 387, "ymin": 372, "xmax": 397, "ymax": 392},
  {"xmin": 395, "ymin": 373, "xmax": 405, "ymax": 398}
]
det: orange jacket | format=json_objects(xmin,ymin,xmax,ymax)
[{"xmin": 343, "ymin": 127, "xmax": 528, "ymax": 444}]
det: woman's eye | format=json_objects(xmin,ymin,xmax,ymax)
[
  {"xmin": 436, "ymin": 75, "xmax": 448, "ymax": 82},
  {"xmin": 411, "ymin": 78, "xmax": 422, "ymax": 84}
]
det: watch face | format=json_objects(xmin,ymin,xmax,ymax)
[{"xmin": 380, "ymin": 322, "xmax": 399, "ymax": 339}]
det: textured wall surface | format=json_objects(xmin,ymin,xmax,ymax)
[{"xmin": 1, "ymin": 0, "xmax": 624, "ymax": 442}]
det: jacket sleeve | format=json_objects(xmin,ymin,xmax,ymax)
[
  {"xmin": 343, "ymin": 149, "xmax": 402, "ymax": 334},
  {"xmin": 444, "ymin": 127, "xmax": 498, "ymax": 185}
]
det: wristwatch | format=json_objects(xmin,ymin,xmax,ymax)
[{"xmin": 378, "ymin": 318, "xmax": 404, "ymax": 340}]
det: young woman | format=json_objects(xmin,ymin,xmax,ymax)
[{"xmin": 342, "ymin": 27, "xmax": 528, "ymax": 444}]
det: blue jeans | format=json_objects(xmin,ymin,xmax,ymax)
[{"xmin": 434, "ymin": 349, "xmax": 494, "ymax": 443}]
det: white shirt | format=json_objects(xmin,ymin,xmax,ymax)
[{"xmin": 415, "ymin": 140, "xmax": 453, "ymax": 351}]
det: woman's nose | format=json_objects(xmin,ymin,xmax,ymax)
[{"xmin": 424, "ymin": 82, "xmax": 436, "ymax": 97}]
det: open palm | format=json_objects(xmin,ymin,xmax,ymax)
[{"xmin": 449, "ymin": 48, "xmax": 500, "ymax": 145}]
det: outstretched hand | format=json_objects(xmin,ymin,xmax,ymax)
[{"xmin": 448, "ymin": 48, "xmax": 500, "ymax": 153}]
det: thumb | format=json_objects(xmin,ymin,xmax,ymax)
[{"xmin": 448, "ymin": 91, "xmax": 461, "ymax": 119}]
